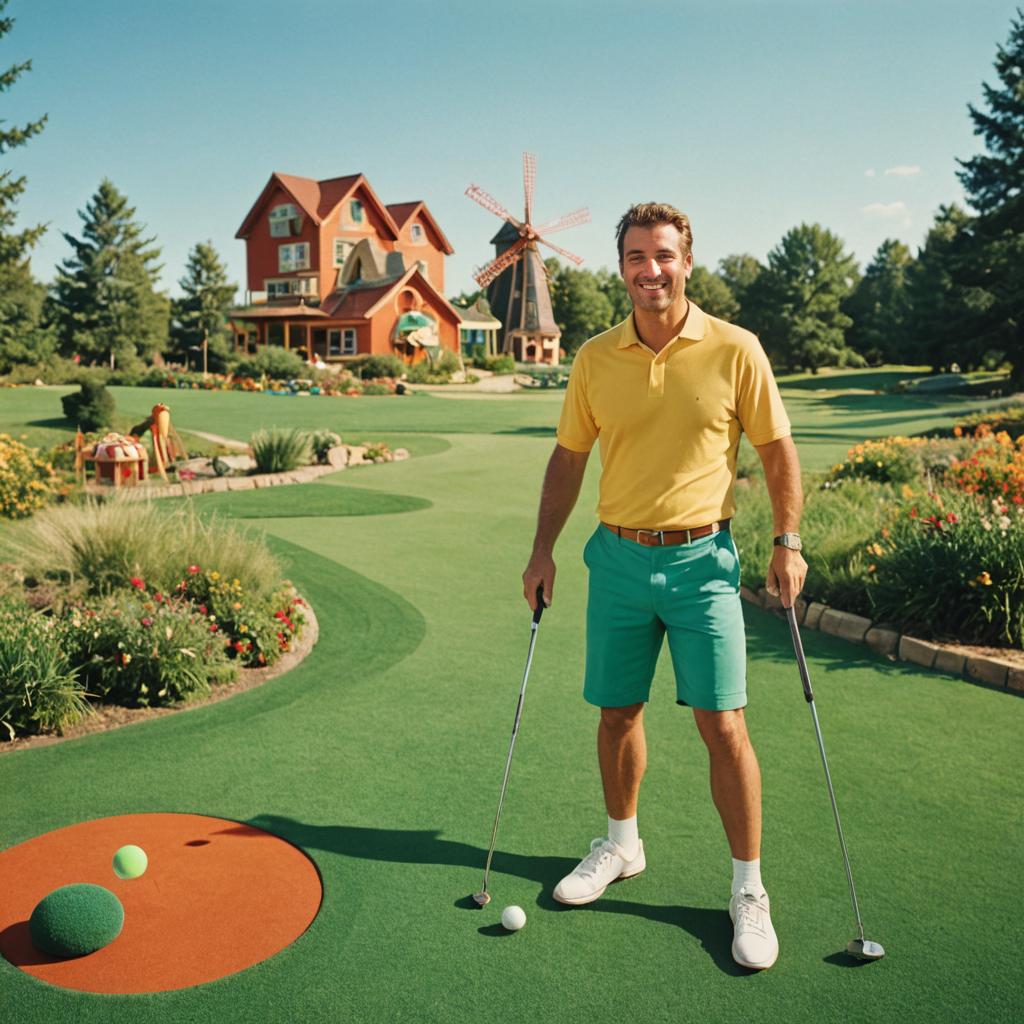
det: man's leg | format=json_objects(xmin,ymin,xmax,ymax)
[
  {"xmin": 693, "ymin": 706, "xmax": 777, "ymax": 969},
  {"xmin": 691, "ymin": 707, "xmax": 760, "ymax": 860},
  {"xmin": 552, "ymin": 702, "xmax": 648, "ymax": 905},
  {"xmin": 598, "ymin": 702, "xmax": 647, "ymax": 821}
]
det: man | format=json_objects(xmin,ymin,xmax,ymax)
[{"xmin": 521, "ymin": 202, "xmax": 806, "ymax": 970}]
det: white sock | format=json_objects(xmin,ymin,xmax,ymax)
[
  {"xmin": 608, "ymin": 816, "xmax": 639, "ymax": 860},
  {"xmin": 732, "ymin": 857, "xmax": 764, "ymax": 895}
]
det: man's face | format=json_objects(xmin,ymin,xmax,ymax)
[{"xmin": 619, "ymin": 223, "xmax": 693, "ymax": 314}]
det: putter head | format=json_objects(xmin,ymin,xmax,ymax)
[
  {"xmin": 847, "ymin": 938, "xmax": 885, "ymax": 961},
  {"xmin": 472, "ymin": 890, "xmax": 491, "ymax": 908}
]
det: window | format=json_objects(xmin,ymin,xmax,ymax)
[
  {"xmin": 410, "ymin": 223, "xmax": 424, "ymax": 243},
  {"xmin": 333, "ymin": 239, "xmax": 353, "ymax": 268},
  {"xmin": 269, "ymin": 204, "xmax": 299, "ymax": 237},
  {"xmin": 279, "ymin": 242, "xmax": 310, "ymax": 273},
  {"xmin": 327, "ymin": 328, "xmax": 358, "ymax": 357},
  {"xmin": 350, "ymin": 199, "xmax": 364, "ymax": 223},
  {"xmin": 266, "ymin": 277, "xmax": 316, "ymax": 298}
]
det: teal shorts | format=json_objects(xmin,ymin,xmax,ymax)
[{"xmin": 582, "ymin": 524, "xmax": 747, "ymax": 711}]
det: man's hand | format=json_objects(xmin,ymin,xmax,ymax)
[
  {"xmin": 523, "ymin": 553, "xmax": 555, "ymax": 612},
  {"xmin": 766, "ymin": 546, "xmax": 807, "ymax": 608}
]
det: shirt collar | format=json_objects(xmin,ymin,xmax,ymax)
[{"xmin": 616, "ymin": 301, "xmax": 708, "ymax": 349}]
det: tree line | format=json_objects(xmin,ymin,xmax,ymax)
[{"xmin": 2, "ymin": 3, "xmax": 1022, "ymax": 382}]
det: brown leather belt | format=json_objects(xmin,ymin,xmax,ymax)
[{"xmin": 602, "ymin": 519, "xmax": 731, "ymax": 547}]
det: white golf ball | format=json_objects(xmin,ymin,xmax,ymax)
[{"xmin": 501, "ymin": 905, "xmax": 526, "ymax": 931}]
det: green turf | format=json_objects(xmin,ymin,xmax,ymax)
[
  {"xmin": 168, "ymin": 481, "xmax": 433, "ymax": 519},
  {"xmin": 1, "ymin": 426, "xmax": 1021, "ymax": 1023}
]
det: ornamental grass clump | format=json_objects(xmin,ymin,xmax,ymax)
[
  {"xmin": 309, "ymin": 430, "xmax": 342, "ymax": 464},
  {"xmin": 13, "ymin": 499, "xmax": 283, "ymax": 602},
  {"xmin": 0, "ymin": 598, "xmax": 91, "ymax": 739},
  {"xmin": 0, "ymin": 434, "xmax": 60, "ymax": 519},
  {"xmin": 865, "ymin": 489, "xmax": 1024, "ymax": 647},
  {"xmin": 59, "ymin": 593, "xmax": 236, "ymax": 707},
  {"xmin": 250, "ymin": 427, "xmax": 313, "ymax": 473}
]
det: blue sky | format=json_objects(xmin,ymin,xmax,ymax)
[{"xmin": 4, "ymin": 0, "xmax": 1019, "ymax": 298}]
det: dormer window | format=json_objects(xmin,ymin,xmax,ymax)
[
  {"xmin": 350, "ymin": 199, "xmax": 364, "ymax": 223},
  {"xmin": 269, "ymin": 203, "xmax": 299, "ymax": 237},
  {"xmin": 411, "ymin": 223, "xmax": 424, "ymax": 243}
]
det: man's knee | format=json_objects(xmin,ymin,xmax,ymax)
[
  {"xmin": 693, "ymin": 707, "xmax": 751, "ymax": 756},
  {"xmin": 600, "ymin": 702, "xmax": 645, "ymax": 733}
]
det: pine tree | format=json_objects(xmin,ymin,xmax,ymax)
[
  {"xmin": 749, "ymin": 224, "xmax": 861, "ymax": 372},
  {"xmin": 169, "ymin": 241, "xmax": 237, "ymax": 373},
  {"xmin": 843, "ymin": 239, "xmax": 914, "ymax": 365},
  {"xmin": 954, "ymin": 9, "xmax": 1024, "ymax": 384},
  {"xmin": 0, "ymin": 0, "xmax": 51, "ymax": 370},
  {"xmin": 50, "ymin": 180, "xmax": 169, "ymax": 369},
  {"xmin": 905, "ymin": 205, "xmax": 974, "ymax": 370}
]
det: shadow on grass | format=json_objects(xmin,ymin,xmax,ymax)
[
  {"xmin": 225, "ymin": 814, "xmax": 749, "ymax": 975},
  {"xmin": 494, "ymin": 427, "xmax": 557, "ymax": 437}
]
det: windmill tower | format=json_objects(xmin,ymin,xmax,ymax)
[{"xmin": 466, "ymin": 153, "xmax": 589, "ymax": 365}]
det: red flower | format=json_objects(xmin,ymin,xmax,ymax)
[
  {"xmin": 909, "ymin": 507, "xmax": 918, "ymax": 519},
  {"xmin": 1013, "ymin": 496, "xmax": 1023, "ymax": 505},
  {"xmin": 946, "ymin": 512, "xmax": 958, "ymax": 524},
  {"xmin": 198, "ymin": 604, "xmax": 207, "ymax": 614},
  {"xmin": 141, "ymin": 617, "xmax": 153, "ymax": 627},
  {"xmin": 188, "ymin": 565, "xmax": 200, "ymax": 575},
  {"xmin": 210, "ymin": 624, "xmax": 219, "ymax": 633},
  {"xmin": 154, "ymin": 592, "xmax": 164, "ymax": 603},
  {"xmin": 130, "ymin": 577, "xmax": 145, "ymax": 589}
]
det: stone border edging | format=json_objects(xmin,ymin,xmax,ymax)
[
  {"xmin": 740, "ymin": 586, "xmax": 1023, "ymax": 695},
  {"xmin": 0, "ymin": 592, "xmax": 320, "ymax": 755}
]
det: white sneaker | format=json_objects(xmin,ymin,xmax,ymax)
[
  {"xmin": 729, "ymin": 886, "xmax": 779, "ymax": 969},
  {"xmin": 553, "ymin": 837, "xmax": 646, "ymax": 905}
]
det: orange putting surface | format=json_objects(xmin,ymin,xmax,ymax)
[{"xmin": 0, "ymin": 813, "xmax": 322, "ymax": 994}]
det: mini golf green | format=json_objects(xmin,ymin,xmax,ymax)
[{"xmin": 0, "ymin": 405, "xmax": 1021, "ymax": 1022}]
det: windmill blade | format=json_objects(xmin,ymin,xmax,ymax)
[
  {"xmin": 465, "ymin": 184, "xmax": 523, "ymax": 229},
  {"xmin": 534, "ymin": 207, "xmax": 591, "ymax": 236},
  {"xmin": 473, "ymin": 238, "xmax": 529, "ymax": 288},
  {"xmin": 523, "ymin": 152, "xmax": 536, "ymax": 224},
  {"xmin": 536, "ymin": 235, "xmax": 585, "ymax": 266}
]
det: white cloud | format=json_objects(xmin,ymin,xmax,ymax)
[
  {"xmin": 865, "ymin": 169, "xmax": 876, "ymax": 178},
  {"xmin": 884, "ymin": 165, "xmax": 921, "ymax": 177},
  {"xmin": 863, "ymin": 201, "xmax": 908, "ymax": 218}
]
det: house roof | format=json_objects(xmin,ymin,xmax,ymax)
[
  {"xmin": 322, "ymin": 265, "xmax": 462, "ymax": 325},
  {"xmin": 236, "ymin": 172, "xmax": 401, "ymax": 240},
  {"xmin": 453, "ymin": 298, "xmax": 501, "ymax": 327},
  {"xmin": 386, "ymin": 200, "xmax": 455, "ymax": 254},
  {"xmin": 228, "ymin": 303, "xmax": 330, "ymax": 320}
]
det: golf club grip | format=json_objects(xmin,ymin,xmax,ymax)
[
  {"xmin": 533, "ymin": 584, "xmax": 545, "ymax": 624},
  {"xmin": 784, "ymin": 606, "xmax": 815, "ymax": 702}
]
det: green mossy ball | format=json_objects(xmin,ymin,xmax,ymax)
[{"xmin": 29, "ymin": 883, "xmax": 125, "ymax": 958}]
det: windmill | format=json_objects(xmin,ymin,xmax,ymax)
[{"xmin": 466, "ymin": 153, "xmax": 590, "ymax": 365}]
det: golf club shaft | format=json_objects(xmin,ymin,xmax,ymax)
[
  {"xmin": 479, "ymin": 590, "xmax": 545, "ymax": 895},
  {"xmin": 785, "ymin": 606, "xmax": 866, "ymax": 941}
]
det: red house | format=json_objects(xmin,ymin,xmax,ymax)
[{"xmin": 229, "ymin": 172, "xmax": 460, "ymax": 366}]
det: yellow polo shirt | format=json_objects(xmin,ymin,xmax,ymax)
[{"xmin": 556, "ymin": 303, "xmax": 791, "ymax": 529}]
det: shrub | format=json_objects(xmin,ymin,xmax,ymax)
[
  {"xmin": 946, "ymin": 427, "xmax": 1024, "ymax": 503},
  {"xmin": 361, "ymin": 381, "xmax": 393, "ymax": 396},
  {"xmin": 13, "ymin": 500, "xmax": 284, "ymax": 603},
  {"xmin": 0, "ymin": 434, "xmax": 60, "ymax": 519},
  {"xmin": 349, "ymin": 354, "xmax": 404, "ymax": 379},
  {"xmin": 0, "ymin": 598, "xmax": 91, "ymax": 739},
  {"xmin": 482, "ymin": 354, "xmax": 515, "ymax": 374},
  {"xmin": 59, "ymin": 593, "xmax": 236, "ymax": 707},
  {"xmin": 309, "ymin": 430, "xmax": 341, "ymax": 464},
  {"xmin": 232, "ymin": 348, "xmax": 307, "ymax": 381},
  {"xmin": 61, "ymin": 380, "xmax": 115, "ymax": 432},
  {"xmin": 866, "ymin": 489, "xmax": 1024, "ymax": 646},
  {"xmin": 954, "ymin": 406, "xmax": 1024, "ymax": 439},
  {"xmin": 0, "ymin": 358, "xmax": 97, "ymax": 386},
  {"xmin": 250, "ymin": 427, "xmax": 313, "ymax": 473}
]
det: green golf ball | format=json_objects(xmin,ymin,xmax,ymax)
[{"xmin": 112, "ymin": 844, "xmax": 148, "ymax": 879}]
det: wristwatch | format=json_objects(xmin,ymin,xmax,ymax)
[{"xmin": 773, "ymin": 532, "xmax": 803, "ymax": 551}]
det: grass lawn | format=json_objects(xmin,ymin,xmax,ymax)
[{"xmin": 1, "ymin": 378, "xmax": 1022, "ymax": 1022}]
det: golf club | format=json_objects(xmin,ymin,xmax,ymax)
[
  {"xmin": 784, "ymin": 605, "xmax": 886, "ymax": 962},
  {"xmin": 472, "ymin": 584, "xmax": 546, "ymax": 908}
]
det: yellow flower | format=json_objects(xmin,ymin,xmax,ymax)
[{"xmin": 975, "ymin": 571, "xmax": 993, "ymax": 586}]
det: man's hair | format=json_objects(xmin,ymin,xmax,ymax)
[{"xmin": 615, "ymin": 203, "xmax": 693, "ymax": 264}]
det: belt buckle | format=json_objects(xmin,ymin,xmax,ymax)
[{"xmin": 636, "ymin": 529, "xmax": 664, "ymax": 546}]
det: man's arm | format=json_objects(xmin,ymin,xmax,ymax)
[
  {"xmin": 753, "ymin": 435, "xmax": 807, "ymax": 608},
  {"xmin": 522, "ymin": 443, "xmax": 591, "ymax": 611}
]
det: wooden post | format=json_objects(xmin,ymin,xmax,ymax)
[{"xmin": 284, "ymin": 322, "xmax": 291, "ymax": 351}]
